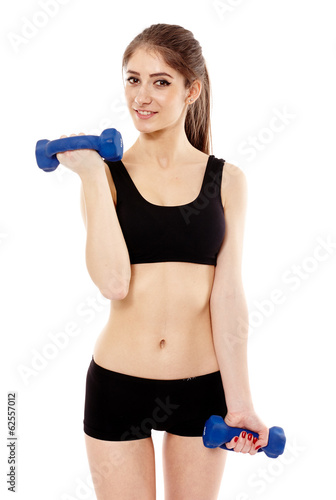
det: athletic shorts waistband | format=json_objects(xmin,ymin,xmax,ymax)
[{"xmin": 90, "ymin": 355, "xmax": 221, "ymax": 385}]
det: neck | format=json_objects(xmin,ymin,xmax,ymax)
[{"xmin": 132, "ymin": 126, "xmax": 195, "ymax": 170}]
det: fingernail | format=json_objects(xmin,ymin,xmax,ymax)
[
  {"xmin": 255, "ymin": 445, "xmax": 261, "ymax": 451},
  {"xmin": 242, "ymin": 431, "xmax": 246, "ymax": 438},
  {"xmin": 248, "ymin": 434, "xmax": 252, "ymax": 441},
  {"xmin": 234, "ymin": 436, "xmax": 239, "ymax": 442},
  {"xmin": 253, "ymin": 437, "xmax": 258, "ymax": 444}
]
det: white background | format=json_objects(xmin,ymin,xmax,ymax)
[{"xmin": 1, "ymin": 0, "xmax": 335, "ymax": 498}]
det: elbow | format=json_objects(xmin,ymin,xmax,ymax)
[
  {"xmin": 100, "ymin": 283, "xmax": 129, "ymax": 301},
  {"xmin": 210, "ymin": 290, "xmax": 248, "ymax": 314},
  {"xmin": 210, "ymin": 286, "xmax": 246, "ymax": 304},
  {"xmin": 100, "ymin": 274, "xmax": 130, "ymax": 301}
]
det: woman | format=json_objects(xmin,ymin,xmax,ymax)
[{"xmin": 57, "ymin": 23, "xmax": 268, "ymax": 500}]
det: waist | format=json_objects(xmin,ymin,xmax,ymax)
[
  {"xmin": 94, "ymin": 307, "xmax": 219, "ymax": 379},
  {"xmin": 93, "ymin": 327, "xmax": 220, "ymax": 379},
  {"xmin": 90, "ymin": 355, "xmax": 221, "ymax": 383},
  {"xmin": 93, "ymin": 261, "xmax": 219, "ymax": 378}
]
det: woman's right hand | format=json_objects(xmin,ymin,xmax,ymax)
[{"xmin": 56, "ymin": 133, "xmax": 106, "ymax": 177}]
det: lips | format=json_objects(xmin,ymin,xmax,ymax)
[
  {"xmin": 134, "ymin": 109, "xmax": 157, "ymax": 114},
  {"xmin": 134, "ymin": 108, "xmax": 158, "ymax": 120}
]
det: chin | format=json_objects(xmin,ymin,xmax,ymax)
[{"xmin": 133, "ymin": 120, "xmax": 161, "ymax": 132}]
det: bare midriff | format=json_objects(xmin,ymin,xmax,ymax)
[{"xmin": 93, "ymin": 261, "xmax": 220, "ymax": 379}]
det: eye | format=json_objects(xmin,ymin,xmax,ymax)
[
  {"xmin": 126, "ymin": 77, "xmax": 139, "ymax": 84},
  {"xmin": 155, "ymin": 80, "xmax": 171, "ymax": 87}
]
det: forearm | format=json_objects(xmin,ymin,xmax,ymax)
[
  {"xmin": 210, "ymin": 293, "xmax": 254, "ymax": 413},
  {"xmin": 80, "ymin": 166, "xmax": 131, "ymax": 299}
]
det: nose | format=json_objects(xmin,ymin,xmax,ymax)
[{"xmin": 134, "ymin": 87, "xmax": 152, "ymax": 106}]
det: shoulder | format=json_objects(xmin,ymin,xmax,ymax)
[{"xmin": 221, "ymin": 161, "xmax": 247, "ymax": 210}]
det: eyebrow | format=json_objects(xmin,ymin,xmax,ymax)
[{"xmin": 126, "ymin": 70, "xmax": 174, "ymax": 79}]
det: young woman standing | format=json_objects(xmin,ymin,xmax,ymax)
[{"xmin": 57, "ymin": 23, "xmax": 268, "ymax": 500}]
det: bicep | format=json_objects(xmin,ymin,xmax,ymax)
[{"xmin": 210, "ymin": 163, "xmax": 248, "ymax": 300}]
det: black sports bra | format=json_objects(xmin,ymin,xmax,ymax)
[{"xmin": 105, "ymin": 155, "xmax": 225, "ymax": 266}]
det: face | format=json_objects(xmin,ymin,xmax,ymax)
[{"xmin": 123, "ymin": 47, "xmax": 200, "ymax": 133}]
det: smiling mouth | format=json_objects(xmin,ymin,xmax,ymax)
[{"xmin": 134, "ymin": 109, "xmax": 158, "ymax": 116}]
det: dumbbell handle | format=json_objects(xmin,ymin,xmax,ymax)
[
  {"xmin": 203, "ymin": 415, "xmax": 286, "ymax": 459},
  {"xmin": 45, "ymin": 135, "xmax": 102, "ymax": 158}
]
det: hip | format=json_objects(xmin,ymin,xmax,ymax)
[{"xmin": 83, "ymin": 355, "xmax": 227, "ymax": 441}]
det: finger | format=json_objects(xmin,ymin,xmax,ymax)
[
  {"xmin": 254, "ymin": 441, "xmax": 266, "ymax": 452},
  {"xmin": 254, "ymin": 428, "xmax": 269, "ymax": 451},
  {"xmin": 78, "ymin": 132, "xmax": 85, "ymax": 135},
  {"xmin": 59, "ymin": 135, "xmax": 67, "ymax": 138},
  {"xmin": 248, "ymin": 436, "xmax": 259, "ymax": 456},
  {"xmin": 240, "ymin": 433, "xmax": 254, "ymax": 454},
  {"xmin": 232, "ymin": 431, "xmax": 248, "ymax": 453},
  {"xmin": 224, "ymin": 436, "xmax": 239, "ymax": 450},
  {"xmin": 246, "ymin": 433, "xmax": 255, "ymax": 453}
]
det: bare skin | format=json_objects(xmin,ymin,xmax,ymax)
[{"xmin": 57, "ymin": 47, "xmax": 268, "ymax": 499}]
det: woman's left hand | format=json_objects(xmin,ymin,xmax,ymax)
[{"xmin": 224, "ymin": 410, "xmax": 269, "ymax": 455}]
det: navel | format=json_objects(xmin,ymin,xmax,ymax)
[{"xmin": 159, "ymin": 339, "xmax": 166, "ymax": 349}]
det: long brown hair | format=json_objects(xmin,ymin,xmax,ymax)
[{"xmin": 122, "ymin": 23, "xmax": 213, "ymax": 155}]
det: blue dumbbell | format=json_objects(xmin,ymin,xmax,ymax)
[
  {"xmin": 203, "ymin": 415, "xmax": 286, "ymax": 459},
  {"xmin": 35, "ymin": 128, "xmax": 123, "ymax": 172}
]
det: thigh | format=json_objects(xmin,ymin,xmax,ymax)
[
  {"xmin": 162, "ymin": 433, "xmax": 227, "ymax": 500},
  {"xmin": 84, "ymin": 433, "xmax": 156, "ymax": 500}
]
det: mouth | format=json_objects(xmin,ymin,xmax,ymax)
[{"xmin": 133, "ymin": 108, "xmax": 158, "ymax": 119}]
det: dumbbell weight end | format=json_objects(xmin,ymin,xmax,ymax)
[{"xmin": 35, "ymin": 139, "xmax": 59, "ymax": 172}]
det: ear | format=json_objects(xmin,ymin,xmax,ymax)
[{"xmin": 186, "ymin": 79, "xmax": 202, "ymax": 103}]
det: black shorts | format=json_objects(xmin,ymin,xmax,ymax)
[{"xmin": 83, "ymin": 356, "xmax": 227, "ymax": 441}]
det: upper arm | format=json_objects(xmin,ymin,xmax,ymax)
[
  {"xmin": 210, "ymin": 162, "xmax": 248, "ymax": 301},
  {"xmin": 79, "ymin": 162, "xmax": 117, "ymax": 229}
]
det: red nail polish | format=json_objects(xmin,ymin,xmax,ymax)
[
  {"xmin": 242, "ymin": 431, "xmax": 246, "ymax": 438},
  {"xmin": 253, "ymin": 437, "xmax": 258, "ymax": 444},
  {"xmin": 234, "ymin": 436, "xmax": 239, "ymax": 442},
  {"xmin": 248, "ymin": 434, "xmax": 252, "ymax": 441},
  {"xmin": 255, "ymin": 445, "xmax": 261, "ymax": 451}
]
